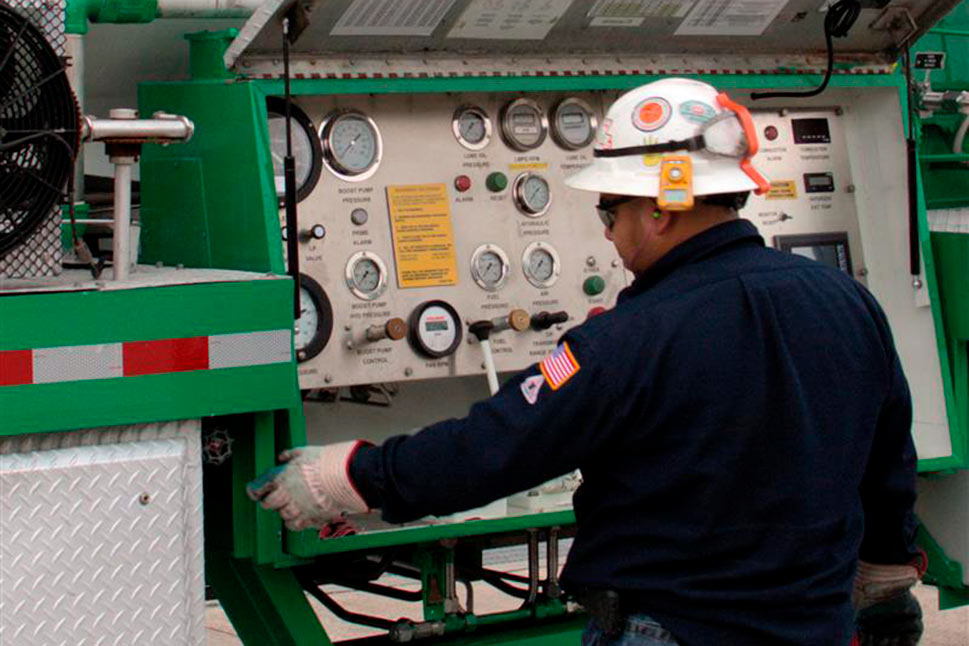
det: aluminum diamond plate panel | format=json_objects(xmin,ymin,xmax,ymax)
[{"xmin": 0, "ymin": 421, "xmax": 204, "ymax": 646}]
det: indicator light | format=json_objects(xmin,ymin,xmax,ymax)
[
  {"xmin": 764, "ymin": 125, "xmax": 779, "ymax": 142},
  {"xmin": 454, "ymin": 175, "xmax": 472, "ymax": 192},
  {"xmin": 486, "ymin": 172, "xmax": 508, "ymax": 192},
  {"xmin": 583, "ymin": 275, "xmax": 606, "ymax": 296}
]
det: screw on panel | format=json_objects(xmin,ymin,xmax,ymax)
[
  {"xmin": 344, "ymin": 324, "xmax": 352, "ymax": 331},
  {"xmin": 912, "ymin": 278, "xmax": 923, "ymax": 289},
  {"xmin": 586, "ymin": 256, "xmax": 596, "ymax": 267},
  {"xmin": 346, "ymin": 341, "xmax": 354, "ymax": 349},
  {"xmin": 846, "ymin": 184, "xmax": 856, "ymax": 193},
  {"xmin": 857, "ymin": 267, "xmax": 869, "ymax": 277},
  {"xmin": 325, "ymin": 375, "xmax": 333, "ymax": 384},
  {"xmin": 404, "ymin": 367, "xmax": 413, "ymax": 377},
  {"xmin": 835, "ymin": 107, "xmax": 844, "ymax": 116},
  {"xmin": 480, "ymin": 362, "xmax": 486, "ymax": 370},
  {"xmin": 139, "ymin": 493, "xmax": 151, "ymax": 505}
]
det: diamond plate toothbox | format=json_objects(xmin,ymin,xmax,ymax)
[{"xmin": 0, "ymin": 421, "xmax": 205, "ymax": 646}]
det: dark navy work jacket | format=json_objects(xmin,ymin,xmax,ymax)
[{"xmin": 352, "ymin": 219, "xmax": 919, "ymax": 646}]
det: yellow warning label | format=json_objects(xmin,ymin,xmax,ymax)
[
  {"xmin": 509, "ymin": 162, "xmax": 549, "ymax": 171},
  {"xmin": 387, "ymin": 184, "xmax": 459, "ymax": 289},
  {"xmin": 766, "ymin": 180, "xmax": 798, "ymax": 200}
]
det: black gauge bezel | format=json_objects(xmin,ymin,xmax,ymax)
[
  {"xmin": 408, "ymin": 300, "xmax": 463, "ymax": 359},
  {"xmin": 296, "ymin": 273, "xmax": 333, "ymax": 362},
  {"xmin": 266, "ymin": 97, "xmax": 324, "ymax": 204}
]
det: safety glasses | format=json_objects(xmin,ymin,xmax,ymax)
[{"xmin": 596, "ymin": 195, "xmax": 639, "ymax": 229}]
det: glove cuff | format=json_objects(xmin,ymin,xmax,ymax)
[
  {"xmin": 303, "ymin": 440, "xmax": 371, "ymax": 515},
  {"xmin": 853, "ymin": 561, "xmax": 921, "ymax": 610}
]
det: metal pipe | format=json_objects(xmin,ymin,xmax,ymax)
[
  {"xmin": 480, "ymin": 338, "xmax": 500, "ymax": 395},
  {"xmin": 546, "ymin": 527, "xmax": 561, "ymax": 599},
  {"xmin": 81, "ymin": 113, "xmax": 194, "ymax": 142},
  {"xmin": 66, "ymin": 34, "xmax": 85, "ymax": 201},
  {"xmin": 112, "ymin": 160, "xmax": 133, "ymax": 280},
  {"xmin": 522, "ymin": 529, "xmax": 540, "ymax": 607},
  {"xmin": 155, "ymin": 0, "xmax": 261, "ymax": 17}
]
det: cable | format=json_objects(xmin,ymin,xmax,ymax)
[{"xmin": 751, "ymin": 1, "xmax": 861, "ymax": 101}]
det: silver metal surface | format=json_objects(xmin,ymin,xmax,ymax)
[
  {"xmin": 0, "ymin": 421, "xmax": 205, "ymax": 646},
  {"xmin": 452, "ymin": 105, "xmax": 493, "ymax": 152},
  {"xmin": 469, "ymin": 243, "xmax": 510, "ymax": 292},
  {"xmin": 521, "ymin": 241, "xmax": 561, "ymax": 289},
  {"xmin": 81, "ymin": 113, "xmax": 195, "ymax": 142}
]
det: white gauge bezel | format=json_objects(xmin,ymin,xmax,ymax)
[
  {"xmin": 551, "ymin": 97, "xmax": 599, "ymax": 150},
  {"xmin": 470, "ymin": 243, "xmax": 511, "ymax": 292},
  {"xmin": 452, "ymin": 105, "xmax": 493, "ymax": 151},
  {"xmin": 513, "ymin": 172, "xmax": 552, "ymax": 218},
  {"xmin": 500, "ymin": 98, "xmax": 548, "ymax": 152},
  {"xmin": 345, "ymin": 251, "xmax": 388, "ymax": 301},
  {"xmin": 320, "ymin": 110, "xmax": 383, "ymax": 182},
  {"xmin": 522, "ymin": 241, "xmax": 561, "ymax": 288}
]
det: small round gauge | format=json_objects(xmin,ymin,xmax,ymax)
[
  {"xmin": 499, "ymin": 98, "xmax": 548, "ymax": 151},
  {"xmin": 266, "ymin": 98, "xmax": 323, "ymax": 202},
  {"xmin": 345, "ymin": 251, "xmax": 388, "ymax": 301},
  {"xmin": 522, "ymin": 241, "xmax": 561, "ymax": 288},
  {"xmin": 408, "ymin": 300, "xmax": 463, "ymax": 359},
  {"xmin": 294, "ymin": 274, "xmax": 333, "ymax": 362},
  {"xmin": 513, "ymin": 172, "xmax": 551, "ymax": 217},
  {"xmin": 321, "ymin": 111, "xmax": 382, "ymax": 181},
  {"xmin": 551, "ymin": 97, "xmax": 598, "ymax": 150},
  {"xmin": 453, "ymin": 106, "xmax": 492, "ymax": 150},
  {"xmin": 470, "ymin": 244, "xmax": 510, "ymax": 291}
]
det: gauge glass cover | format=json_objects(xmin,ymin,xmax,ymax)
[
  {"xmin": 471, "ymin": 244, "xmax": 510, "ymax": 291},
  {"xmin": 552, "ymin": 98, "xmax": 597, "ymax": 149},
  {"xmin": 294, "ymin": 286, "xmax": 319, "ymax": 351},
  {"xmin": 417, "ymin": 305, "xmax": 458, "ymax": 355},
  {"xmin": 501, "ymin": 99, "xmax": 547, "ymax": 151},
  {"xmin": 523, "ymin": 242, "xmax": 560, "ymax": 288},
  {"xmin": 346, "ymin": 251, "xmax": 388, "ymax": 300},
  {"xmin": 513, "ymin": 172, "xmax": 552, "ymax": 217},
  {"xmin": 324, "ymin": 113, "xmax": 381, "ymax": 178}
]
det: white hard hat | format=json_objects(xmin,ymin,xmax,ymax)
[{"xmin": 566, "ymin": 78, "xmax": 769, "ymax": 198}]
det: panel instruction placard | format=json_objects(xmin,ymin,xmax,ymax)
[
  {"xmin": 449, "ymin": 0, "xmax": 574, "ymax": 40},
  {"xmin": 387, "ymin": 184, "xmax": 459, "ymax": 288},
  {"xmin": 675, "ymin": 0, "xmax": 788, "ymax": 36},
  {"xmin": 588, "ymin": 0, "xmax": 694, "ymax": 27},
  {"xmin": 331, "ymin": 0, "xmax": 457, "ymax": 37}
]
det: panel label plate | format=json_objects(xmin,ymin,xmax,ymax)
[{"xmin": 387, "ymin": 184, "xmax": 460, "ymax": 288}]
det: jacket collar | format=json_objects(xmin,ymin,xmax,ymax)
[{"xmin": 619, "ymin": 219, "xmax": 764, "ymax": 301}]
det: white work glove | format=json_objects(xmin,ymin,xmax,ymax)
[
  {"xmin": 246, "ymin": 441, "xmax": 370, "ymax": 531},
  {"xmin": 852, "ymin": 561, "xmax": 921, "ymax": 612}
]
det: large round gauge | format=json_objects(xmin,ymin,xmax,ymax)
[
  {"xmin": 453, "ymin": 106, "xmax": 492, "ymax": 150},
  {"xmin": 513, "ymin": 172, "xmax": 551, "ymax": 217},
  {"xmin": 320, "ymin": 111, "xmax": 382, "ymax": 181},
  {"xmin": 345, "ymin": 251, "xmax": 388, "ymax": 301},
  {"xmin": 470, "ymin": 244, "xmax": 510, "ymax": 291},
  {"xmin": 522, "ymin": 241, "xmax": 561, "ymax": 288},
  {"xmin": 294, "ymin": 274, "xmax": 333, "ymax": 362},
  {"xmin": 551, "ymin": 97, "xmax": 598, "ymax": 150},
  {"xmin": 499, "ymin": 98, "xmax": 548, "ymax": 151},
  {"xmin": 266, "ymin": 98, "xmax": 323, "ymax": 202},
  {"xmin": 409, "ymin": 300, "xmax": 463, "ymax": 359}
]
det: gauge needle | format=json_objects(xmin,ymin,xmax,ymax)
[
  {"xmin": 340, "ymin": 134, "xmax": 361, "ymax": 156},
  {"xmin": 528, "ymin": 187, "xmax": 541, "ymax": 203}
]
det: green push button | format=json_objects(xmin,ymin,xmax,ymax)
[
  {"xmin": 486, "ymin": 172, "xmax": 508, "ymax": 192},
  {"xmin": 583, "ymin": 275, "xmax": 606, "ymax": 296}
]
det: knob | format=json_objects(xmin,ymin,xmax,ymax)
[
  {"xmin": 365, "ymin": 318, "xmax": 407, "ymax": 343},
  {"xmin": 531, "ymin": 310, "xmax": 569, "ymax": 331},
  {"xmin": 302, "ymin": 224, "xmax": 326, "ymax": 241}
]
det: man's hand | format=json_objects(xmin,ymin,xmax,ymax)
[
  {"xmin": 853, "ymin": 560, "xmax": 924, "ymax": 646},
  {"xmin": 246, "ymin": 441, "xmax": 369, "ymax": 531}
]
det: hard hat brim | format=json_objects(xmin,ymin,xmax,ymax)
[{"xmin": 564, "ymin": 156, "xmax": 761, "ymax": 198}]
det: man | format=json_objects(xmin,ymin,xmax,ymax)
[{"xmin": 249, "ymin": 79, "xmax": 923, "ymax": 645}]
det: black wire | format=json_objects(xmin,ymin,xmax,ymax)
[{"xmin": 751, "ymin": 1, "xmax": 861, "ymax": 101}]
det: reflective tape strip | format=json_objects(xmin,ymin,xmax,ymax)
[
  {"xmin": 33, "ymin": 343, "xmax": 123, "ymax": 384},
  {"xmin": 209, "ymin": 330, "xmax": 292, "ymax": 370},
  {"xmin": 0, "ymin": 329, "xmax": 292, "ymax": 387}
]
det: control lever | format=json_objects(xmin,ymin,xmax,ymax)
[
  {"xmin": 530, "ymin": 310, "xmax": 569, "ymax": 331},
  {"xmin": 364, "ymin": 318, "xmax": 407, "ymax": 343},
  {"xmin": 469, "ymin": 310, "xmax": 531, "ymax": 395}
]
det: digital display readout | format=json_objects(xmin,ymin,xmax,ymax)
[
  {"xmin": 804, "ymin": 172, "xmax": 835, "ymax": 193},
  {"xmin": 513, "ymin": 113, "xmax": 536, "ymax": 125},
  {"xmin": 774, "ymin": 233, "xmax": 852, "ymax": 276},
  {"xmin": 792, "ymin": 118, "xmax": 832, "ymax": 144},
  {"xmin": 425, "ymin": 321, "xmax": 450, "ymax": 332}
]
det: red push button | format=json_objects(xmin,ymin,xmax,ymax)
[
  {"xmin": 454, "ymin": 175, "xmax": 472, "ymax": 192},
  {"xmin": 587, "ymin": 306, "xmax": 607, "ymax": 319}
]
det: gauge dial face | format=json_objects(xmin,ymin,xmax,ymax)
[
  {"xmin": 552, "ymin": 98, "xmax": 598, "ymax": 150},
  {"xmin": 409, "ymin": 301, "xmax": 463, "ymax": 358},
  {"xmin": 322, "ymin": 112, "xmax": 382, "ymax": 180},
  {"xmin": 471, "ymin": 244, "xmax": 510, "ymax": 291},
  {"xmin": 453, "ymin": 106, "xmax": 492, "ymax": 150},
  {"xmin": 500, "ymin": 98, "xmax": 547, "ymax": 151},
  {"xmin": 513, "ymin": 172, "xmax": 551, "ymax": 217},
  {"xmin": 294, "ymin": 274, "xmax": 333, "ymax": 362},
  {"xmin": 522, "ymin": 242, "xmax": 560, "ymax": 288},
  {"xmin": 266, "ymin": 99, "xmax": 322, "ymax": 202},
  {"xmin": 346, "ymin": 251, "xmax": 388, "ymax": 300}
]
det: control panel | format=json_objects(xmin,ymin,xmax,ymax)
[{"xmin": 270, "ymin": 92, "xmax": 623, "ymax": 389}]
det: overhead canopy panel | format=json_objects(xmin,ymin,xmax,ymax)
[{"xmin": 227, "ymin": 0, "xmax": 960, "ymax": 72}]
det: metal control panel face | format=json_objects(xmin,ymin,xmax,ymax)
[
  {"xmin": 281, "ymin": 92, "xmax": 623, "ymax": 389},
  {"xmin": 742, "ymin": 109, "xmax": 865, "ymax": 283}
]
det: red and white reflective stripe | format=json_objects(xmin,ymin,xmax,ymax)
[{"xmin": 0, "ymin": 329, "xmax": 291, "ymax": 387}]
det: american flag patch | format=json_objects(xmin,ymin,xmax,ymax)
[{"xmin": 539, "ymin": 342, "xmax": 580, "ymax": 391}]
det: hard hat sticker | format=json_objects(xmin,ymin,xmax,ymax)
[
  {"xmin": 597, "ymin": 118, "xmax": 615, "ymax": 149},
  {"xmin": 632, "ymin": 98, "xmax": 671, "ymax": 132},
  {"xmin": 679, "ymin": 101, "xmax": 717, "ymax": 124}
]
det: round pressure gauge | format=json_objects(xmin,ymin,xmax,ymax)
[
  {"xmin": 522, "ymin": 241, "xmax": 561, "ymax": 288},
  {"xmin": 266, "ymin": 98, "xmax": 323, "ymax": 202},
  {"xmin": 471, "ymin": 244, "xmax": 510, "ymax": 291},
  {"xmin": 453, "ymin": 106, "xmax": 492, "ymax": 150},
  {"xmin": 499, "ymin": 98, "xmax": 548, "ymax": 151},
  {"xmin": 513, "ymin": 172, "xmax": 551, "ymax": 217},
  {"xmin": 409, "ymin": 300, "xmax": 463, "ymax": 359},
  {"xmin": 294, "ymin": 274, "xmax": 333, "ymax": 362},
  {"xmin": 320, "ymin": 110, "xmax": 382, "ymax": 181},
  {"xmin": 551, "ymin": 97, "xmax": 598, "ymax": 150},
  {"xmin": 345, "ymin": 251, "xmax": 388, "ymax": 301}
]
